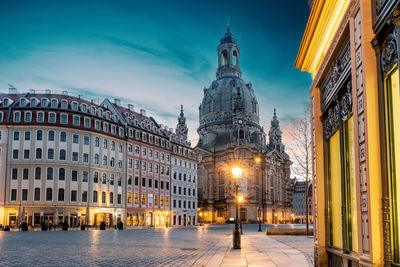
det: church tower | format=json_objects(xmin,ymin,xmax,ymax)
[
  {"xmin": 196, "ymin": 27, "xmax": 292, "ymax": 224},
  {"xmin": 175, "ymin": 105, "xmax": 188, "ymax": 140}
]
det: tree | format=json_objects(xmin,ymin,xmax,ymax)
[{"xmin": 289, "ymin": 105, "xmax": 312, "ymax": 236}]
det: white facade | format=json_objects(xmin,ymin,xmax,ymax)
[{"xmin": 171, "ymin": 154, "xmax": 197, "ymax": 226}]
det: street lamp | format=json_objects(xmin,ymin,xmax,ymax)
[
  {"xmin": 258, "ymin": 206, "xmax": 262, "ymax": 232},
  {"xmin": 232, "ymin": 166, "xmax": 243, "ymax": 249},
  {"xmin": 254, "ymin": 156, "xmax": 263, "ymax": 231},
  {"xmin": 238, "ymin": 195, "xmax": 244, "ymax": 235}
]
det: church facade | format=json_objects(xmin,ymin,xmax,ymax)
[{"xmin": 196, "ymin": 28, "xmax": 292, "ymax": 224}]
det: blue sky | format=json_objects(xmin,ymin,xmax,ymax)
[{"xmin": 0, "ymin": 0, "xmax": 311, "ymax": 144}]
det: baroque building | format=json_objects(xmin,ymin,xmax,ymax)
[
  {"xmin": 196, "ymin": 28, "xmax": 292, "ymax": 224},
  {"xmin": 168, "ymin": 105, "xmax": 198, "ymax": 226},
  {"xmin": 295, "ymin": 0, "xmax": 400, "ymax": 266}
]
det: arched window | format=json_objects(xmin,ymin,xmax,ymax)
[
  {"xmin": 93, "ymin": 190, "xmax": 98, "ymax": 202},
  {"xmin": 59, "ymin": 168, "xmax": 65, "ymax": 180},
  {"xmin": 59, "ymin": 149, "xmax": 66, "ymax": 160},
  {"xmin": 110, "ymin": 157, "xmax": 115, "ymax": 167},
  {"xmin": 222, "ymin": 50, "xmax": 228, "ymax": 65},
  {"xmin": 110, "ymin": 174, "xmax": 114, "ymax": 185},
  {"xmin": 36, "ymin": 148, "xmax": 42, "ymax": 159},
  {"xmin": 60, "ymin": 132, "xmax": 67, "ymax": 142},
  {"xmin": 233, "ymin": 50, "xmax": 238, "ymax": 66},
  {"xmin": 35, "ymin": 167, "xmax": 41, "ymax": 180},
  {"xmin": 94, "ymin": 154, "xmax": 99, "ymax": 164},
  {"xmin": 58, "ymin": 188, "xmax": 64, "ymax": 201},
  {"xmin": 103, "ymin": 156, "xmax": 107, "ymax": 165},
  {"xmin": 95, "ymin": 137, "xmax": 99, "ymax": 147},
  {"xmin": 48, "ymin": 130, "xmax": 55, "ymax": 141},
  {"xmin": 102, "ymin": 191, "xmax": 106, "ymax": 203},
  {"xmin": 48, "ymin": 148, "xmax": 54, "ymax": 159},
  {"xmin": 46, "ymin": 188, "xmax": 52, "ymax": 201},
  {"xmin": 37, "ymin": 130, "xmax": 43, "ymax": 141},
  {"xmin": 34, "ymin": 188, "xmax": 40, "ymax": 201}
]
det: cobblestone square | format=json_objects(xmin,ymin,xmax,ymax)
[{"xmin": 0, "ymin": 225, "xmax": 312, "ymax": 266}]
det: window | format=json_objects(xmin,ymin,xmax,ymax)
[
  {"xmin": 24, "ymin": 132, "xmax": 31, "ymax": 141},
  {"xmin": 148, "ymin": 179, "xmax": 152, "ymax": 188},
  {"xmin": 161, "ymin": 181, "xmax": 164, "ymax": 190},
  {"xmin": 72, "ymin": 152, "xmax": 78, "ymax": 161},
  {"xmin": 173, "ymin": 186, "xmax": 176, "ymax": 194},
  {"xmin": 102, "ymin": 173, "xmax": 106, "ymax": 184},
  {"xmin": 128, "ymin": 158, "xmax": 133, "ymax": 168},
  {"xmin": 128, "ymin": 175, "xmax": 132, "ymax": 185},
  {"xmin": 47, "ymin": 167, "xmax": 53, "ymax": 180},
  {"xmin": 166, "ymin": 197, "xmax": 168, "ymax": 206},
  {"xmin": 118, "ymin": 176, "xmax": 121, "ymax": 186},
  {"xmin": 134, "ymin": 193, "xmax": 138, "ymax": 204},
  {"xmin": 72, "ymin": 171, "xmax": 78, "ymax": 181},
  {"xmin": 73, "ymin": 134, "xmax": 79, "ymax": 143},
  {"xmin": 37, "ymin": 130, "xmax": 43, "ymax": 141},
  {"xmin": 12, "ymin": 149, "xmax": 18, "ymax": 159},
  {"xmin": 154, "ymin": 195, "xmax": 158, "ymax": 206},
  {"xmin": 61, "ymin": 100, "xmax": 68, "ymax": 109},
  {"xmin": 23, "ymin": 149, "xmax": 30, "ymax": 159},
  {"xmin": 37, "ymin": 112, "xmax": 44, "ymax": 122},
  {"xmin": 95, "ymin": 121, "xmax": 100, "ymax": 130},
  {"xmin": 102, "ymin": 192, "xmax": 106, "ymax": 203},
  {"xmin": 61, "ymin": 114, "xmax": 68, "ymax": 124},
  {"xmin": 110, "ymin": 192, "xmax": 114, "ymax": 204},
  {"xmin": 155, "ymin": 179, "xmax": 158, "ymax": 189},
  {"xmin": 71, "ymin": 190, "xmax": 77, "ymax": 202},
  {"xmin": 142, "ymin": 161, "xmax": 146, "ymax": 171},
  {"xmin": 49, "ymin": 113, "xmax": 56, "ymax": 123},
  {"xmin": 59, "ymin": 168, "xmax": 65, "ymax": 180},
  {"xmin": 35, "ymin": 167, "xmax": 41, "ymax": 180},
  {"xmin": 135, "ymin": 176, "xmax": 139, "ymax": 186},
  {"xmin": 23, "ymin": 169, "xmax": 28, "ymax": 180},
  {"xmin": 14, "ymin": 112, "xmax": 20, "ymax": 122},
  {"xmin": 142, "ymin": 177, "xmax": 146, "ymax": 187},
  {"xmin": 135, "ymin": 160, "xmax": 139, "ymax": 169},
  {"xmin": 34, "ymin": 188, "xmax": 40, "ymax": 201},
  {"xmin": 11, "ymin": 189, "xmax": 17, "ymax": 201},
  {"xmin": 12, "ymin": 169, "xmax": 18, "ymax": 180},
  {"xmin": 128, "ymin": 144, "xmax": 133, "ymax": 152},
  {"xmin": 48, "ymin": 131, "xmax": 55, "ymax": 141},
  {"xmin": 72, "ymin": 102, "xmax": 78, "ymax": 110},
  {"xmin": 103, "ymin": 156, "xmax": 107, "ymax": 165},
  {"xmin": 22, "ymin": 189, "xmax": 28, "ymax": 201},
  {"xmin": 141, "ymin": 194, "xmax": 145, "ymax": 205},
  {"xmin": 84, "ymin": 118, "xmax": 90, "ymax": 128},
  {"xmin": 47, "ymin": 148, "xmax": 54, "ymax": 159},
  {"xmin": 94, "ymin": 172, "xmax": 99, "ymax": 183},
  {"xmin": 110, "ymin": 174, "xmax": 114, "ymax": 185},
  {"xmin": 166, "ymin": 182, "xmax": 169, "ymax": 190},
  {"xmin": 94, "ymin": 154, "xmax": 99, "ymax": 164},
  {"xmin": 103, "ymin": 139, "xmax": 107, "ymax": 149},
  {"xmin": 135, "ymin": 146, "xmax": 139, "ymax": 154},
  {"xmin": 95, "ymin": 137, "xmax": 99, "ymax": 147},
  {"xmin": 103, "ymin": 123, "xmax": 108, "ymax": 132},
  {"xmin": 82, "ymin": 191, "xmax": 87, "ymax": 202},
  {"xmin": 58, "ymin": 188, "xmax": 64, "ymax": 201},
  {"xmin": 111, "ymin": 141, "xmax": 115, "ymax": 151},
  {"xmin": 14, "ymin": 131, "xmax": 19, "ymax": 141},
  {"xmin": 110, "ymin": 157, "xmax": 115, "ymax": 167},
  {"xmin": 82, "ymin": 172, "xmax": 88, "ymax": 182},
  {"xmin": 60, "ymin": 132, "xmax": 67, "ymax": 142},
  {"xmin": 46, "ymin": 188, "xmax": 52, "ymax": 201},
  {"xmin": 84, "ymin": 136, "xmax": 89, "ymax": 145},
  {"xmin": 117, "ymin": 194, "xmax": 121, "ymax": 204},
  {"xmin": 83, "ymin": 153, "xmax": 89, "ymax": 163},
  {"xmin": 73, "ymin": 116, "xmax": 80, "ymax": 126},
  {"xmin": 93, "ymin": 191, "xmax": 98, "ymax": 202},
  {"xmin": 127, "ymin": 192, "xmax": 132, "ymax": 204},
  {"xmin": 60, "ymin": 149, "xmax": 66, "ymax": 160},
  {"xmin": 142, "ymin": 148, "xmax": 147, "ymax": 156},
  {"xmin": 51, "ymin": 99, "xmax": 58, "ymax": 108}
]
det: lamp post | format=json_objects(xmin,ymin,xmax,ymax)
[
  {"xmin": 232, "ymin": 166, "xmax": 243, "ymax": 249},
  {"xmin": 238, "ymin": 196, "xmax": 244, "ymax": 235},
  {"xmin": 258, "ymin": 206, "xmax": 262, "ymax": 232},
  {"xmin": 254, "ymin": 156, "xmax": 263, "ymax": 232}
]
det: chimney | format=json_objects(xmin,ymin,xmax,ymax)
[
  {"xmin": 140, "ymin": 109, "xmax": 146, "ymax": 116},
  {"xmin": 45, "ymin": 89, "xmax": 51, "ymax": 94},
  {"xmin": 128, "ymin": 104, "xmax": 134, "ymax": 111},
  {"xmin": 8, "ymin": 88, "xmax": 17, "ymax": 94},
  {"xmin": 62, "ymin": 90, "xmax": 68, "ymax": 95},
  {"xmin": 29, "ymin": 89, "xmax": 35, "ymax": 94},
  {"xmin": 114, "ymin": 99, "xmax": 121, "ymax": 106}
]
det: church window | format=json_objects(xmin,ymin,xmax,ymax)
[
  {"xmin": 239, "ymin": 129, "xmax": 244, "ymax": 139},
  {"xmin": 222, "ymin": 50, "xmax": 228, "ymax": 65},
  {"xmin": 233, "ymin": 50, "xmax": 238, "ymax": 66}
]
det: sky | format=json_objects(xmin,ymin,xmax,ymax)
[{"xmin": 0, "ymin": 0, "xmax": 312, "ymax": 145}]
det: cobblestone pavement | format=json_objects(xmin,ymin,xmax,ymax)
[{"xmin": 0, "ymin": 224, "xmax": 313, "ymax": 266}]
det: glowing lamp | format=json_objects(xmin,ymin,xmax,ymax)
[{"xmin": 232, "ymin": 166, "xmax": 243, "ymax": 179}]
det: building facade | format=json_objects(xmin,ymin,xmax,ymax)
[
  {"xmin": 296, "ymin": 0, "xmax": 400, "ymax": 266},
  {"xmin": 169, "ymin": 106, "xmax": 198, "ymax": 226},
  {"xmin": 103, "ymin": 99, "xmax": 172, "ymax": 228},
  {"xmin": 196, "ymin": 28, "xmax": 292, "ymax": 224},
  {"xmin": 291, "ymin": 180, "xmax": 312, "ymax": 224},
  {"xmin": 0, "ymin": 90, "xmax": 126, "ymax": 228}
]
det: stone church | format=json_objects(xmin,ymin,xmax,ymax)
[{"xmin": 196, "ymin": 27, "xmax": 292, "ymax": 223}]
